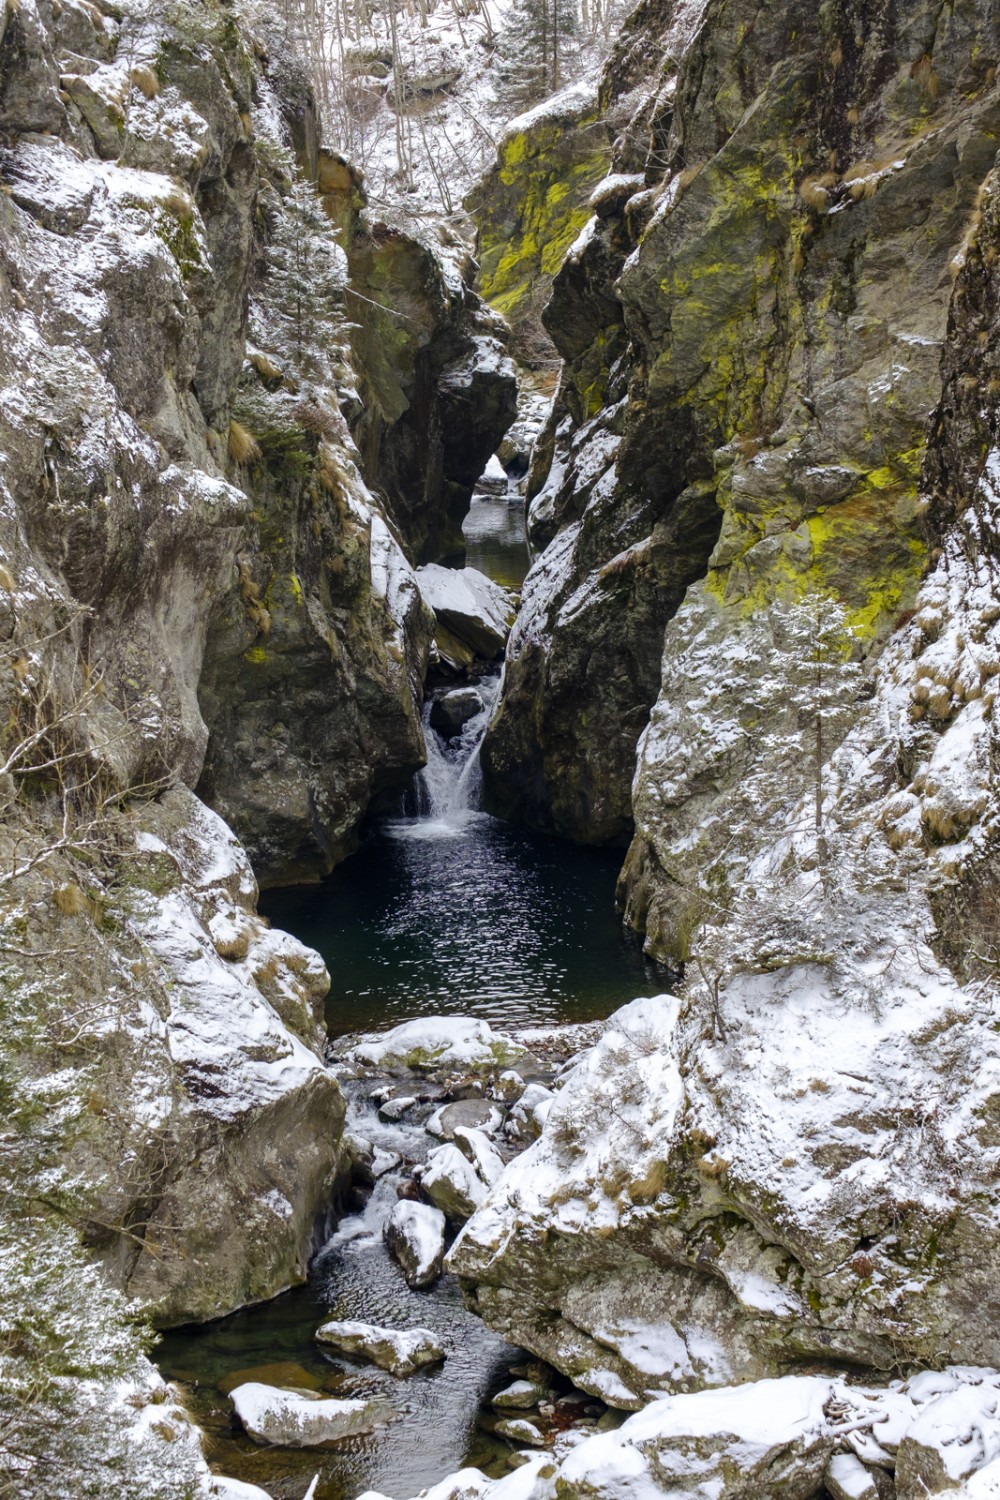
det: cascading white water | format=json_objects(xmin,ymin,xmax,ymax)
[{"xmin": 398, "ymin": 676, "xmax": 500, "ymax": 838}]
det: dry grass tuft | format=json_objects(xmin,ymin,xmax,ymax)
[
  {"xmin": 799, "ymin": 173, "xmax": 836, "ymax": 212},
  {"xmin": 228, "ymin": 419, "xmax": 260, "ymax": 465},
  {"xmin": 248, "ymin": 350, "xmax": 283, "ymax": 383},
  {"xmin": 0, "ymin": 563, "xmax": 15, "ymax": 591},
  {"xmin": 130, "ymin": 64, "xmax": 159, "ymax": 99},
  {"xmin": 911, "ymin": 53, "xmax": 941, "ymax": 99},
  {"xmin": 54, "ymin": 882, "xmax": 88, "ymax": 916}
]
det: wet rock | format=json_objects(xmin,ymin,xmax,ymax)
[
  {"xmin": 495, "ymin": 1417, "xmax": 546, "ymax": 1447},
  {"xmin": 378, "ymin": 1096, "xmax": 418, "ymax": 1123},
  {"xmin": 427, "ymin": 1099, "xmax": 504, "ymax": 1141},
  {"xmin": 430, "ymin": 687, "xmax": 485, "ymax": 737},
  {"xmin": 421, "ymin": 1143, "xmax": 488, "ymax": 1223},
  {"xmin": 385, "ymin": 1200, "xmax": 447, "ymax": 1289},
  {"xmin": 229, "ymin": 1382, "xmax": 386, "ymax": 1447},
  {"xmin": 417, "ymin": 565, "xmax": 516, "ymax": 663},
  {"xmin": 315, "ymin": 1319, "xmax": 446, "ymax": 1376}
]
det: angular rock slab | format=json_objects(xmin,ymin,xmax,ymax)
[
  {"xmin": 385, "ymin": 1200, "xmax": 447, "ymax": 1289},
  {"xmin": 416, "ymin": 564, "xmax": 515, "ymax": 661},
  {"xmin": 315, "ymin": 1319, "xmax": 446, "ymax": 1377},
  {"xmin": 230, "ymin": 1382, "xmax": 387, "ymax": 1447},
  {"xmin": 421, "ymin": 1143, "xmax": 489, "ymax": 1223}
]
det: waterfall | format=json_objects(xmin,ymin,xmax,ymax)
[{"xmin": 392, "ymin": 677, "xmax": 499, "ymax": 839}]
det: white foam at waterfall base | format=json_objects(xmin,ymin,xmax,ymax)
[{"xmin": 388, "ymin": 677, "xmax": 499, "ymax": 841}]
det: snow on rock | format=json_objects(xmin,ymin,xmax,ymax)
[
  {"xmin": 427, "ymin": 1100, "xmax": 505, "ymax": 1139},
  {"xmin": 230, "ymin": 1383, "xmax": 387, "ymax": 1447},
  {"xmin": 421, "ymin": 1143, "xmax": 489, "ymax": 1222},
  {"xmin": 453, "ymin": 1127, "xmax": 505, "ymax": 1188},
  {"xmin": 492, "ymin": 1380, "xmax": 544, "ymax": 1410},
  {"xmin": 416, "ymin": 564, "xmax": 516, "ymax": 662},
  {"xmin": 824, "ymin": 1452, "xmax": 880, "ymax": 1500},
  {"xmin": 314, "ymin": 1320, "xmax": 446, "ymax": 1377},
  {"xmin": 385, "ymin": 1201, "xmax": 447, "ymax": 1289},
  {"xmin": 349, "ymin": 1017, "xmax": 527, "ymax": 1075},
  {"xmin": 494, "ymin": 1418, "xmax": 546, "ymax": 1447},
  {"xmin": 209, "ymin": 1479, "xmax": 276, "ymax": 1500}
]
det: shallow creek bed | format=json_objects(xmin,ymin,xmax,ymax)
[{"xmin": 155, "ymin": 1018, "xmax": 614, "ymax": 1500}]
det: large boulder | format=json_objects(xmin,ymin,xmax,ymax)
[
  {"xmin": 385, "ymin": 1201, "xmax": 447, "ymax": 1290},
  {"xmin": 348, "ymin": 1016, "xmax": 527, "ymax": 1075},
  {"xmin": 421, "ymin": 1144, "xmax": 489, "ymax": 1223},
  {"xmin": 314, "ymin": 1319, "xmax": 446, "ymax": 1376},
  {"xmin": 230, "ymin": 1382, "xmax": 387, "ymax": 1446},
  {"xmin": 417, "ymin": 565, "xmax": 516, "ymax": 663}
]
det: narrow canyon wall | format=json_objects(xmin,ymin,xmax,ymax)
[{"xmin": 453, "ymin": 0, "xmax": 1000, "ymax": 1406}]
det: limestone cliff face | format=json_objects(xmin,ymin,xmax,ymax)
[{"xmin": 453, "ymin": 0, "xmax": 1000, "ymax": 1403}]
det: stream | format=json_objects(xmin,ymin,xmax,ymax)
[{"xmin": 155, "ymin": 492, "xmax": 666, "ymax": 1500}]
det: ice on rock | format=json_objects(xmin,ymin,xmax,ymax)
[
  {"xmin": 385, "ymin": 1200, "xmax": 447, "ymax": 1289},
  {"xmin": 315, "ymin": 1320, "xmax": 446, "ymax": 1377},
  {"xmin": 229, "ymin": 1383, "xmax": 387, "ymax": 1447},
  {"xmin": 351, "ymin": 1017, "xmax": 527, "ymax": 1074}
]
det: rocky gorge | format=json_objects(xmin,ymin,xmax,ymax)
[{"xmin": 6, "ymin": 0, "xmax": 1000, "ymax": 1496}]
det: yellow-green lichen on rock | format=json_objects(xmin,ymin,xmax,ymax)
[{"xmin": 466, "ymin": 82, "xmax": 610, "ymax": 360}]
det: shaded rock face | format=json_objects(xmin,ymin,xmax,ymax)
[
  {"xmin": 465, "ymin": 81, "xmax": 612, "ymax": 366},
  {"xmin": 347, "ymin": 217, "xmax": 518, "ymax": 564},
  {"xmin": 452, "ymin": 0, "xmax": 1000, "ymax": 1412},
  {"xmin": 482, "ymin": 0, "xmax": 1000, "ymax": 851},
  {"xmin": 0, "ymin": 0, "xmax": 362, "ymax": 1346}
]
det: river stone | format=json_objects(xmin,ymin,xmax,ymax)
[
  {"xmin": 495, "ymin": 1417, "xmax": 546, "ymax": 1447},
  {"xmin": 421, "ymin": 1143, "xmax": 488, "ymax": 1223},
  {"xmin": 428, "ymin": 1099, "xmax": 504, "ymax": 1141},
  {"xmin": 378, "ymin": 1095, "xmax": 418, "ymax": 1123},
  {"xmin": 492, "ymin": 1380, "xmax": 543, "ymax": 1411},
  {"xmin": 385, "ymin": 1200, "xmax": 447, "ymax": 1289},
  {"xmin": 430, "ymin": 687, "xmax": 485, "ymax": 737},
  {"xmin": 315, "ymin": 1319, "xmax": 446, "ymax": 1376},
  {"xmin": 555, "ymin": 1377, "xmax": 836, "ymax": 1500},
  {"xmin": 229, "ymin": 1383, "xmax": 386, "ymax": 1447}
]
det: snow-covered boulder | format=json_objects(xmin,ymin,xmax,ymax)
[
  {"xmin": 416, "ymin": 564, "xmax": 515, "ymax": 662},
  {"xmin": 427, "ymin": 1099, "xmax": 504, "ymax": 1140},
  {"xmin": 229, "ymin": 1383, "xmax": 386, "ymax": 1446},
  {"xmin": 554, "ymin": 1378, "xmax": 837, "ymax": 1499},
  {"xmin": 495, "ymin": 1417, "xmax": 545, "ymax": 1447},
  {"xmin": 824, "ymin": 1453, "xmax": 879, "ymax": 1500},
  {"xmin": 453, "ymin": 1127, "xmax": 505, "ymax": 1188},
  {"xmin": 351, "ymin": 1017, "xmax": 527, "ymax": 1075},
  {"xmin": 421, "ymin": 1143, "xmax": 489, "ymax": 1222},
  {"xmin": 210, "ymin": 1478, "xmax": 276, "ymax": 1500},
  {"xmin": 492, "ymin": 1380, "xmax": 543, "ymax": 1410},
  {"xmin": 315, "ymin": 1319, "xmax": 446, "ymax": 1376},
  {"xmin": 385, "ymin": 1201, "xmax": 447, "ymax": 1289}
]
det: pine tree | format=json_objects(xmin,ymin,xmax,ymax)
[
  {"xmin": 266, "ymin": 178, "xmax": 347, "ymax": 373},
  {"xmin": 493, "ymin": 0, "xmax": 581, "ymax": 115}
]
